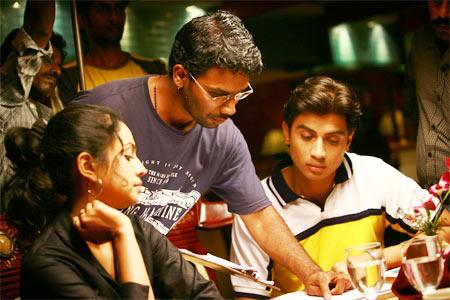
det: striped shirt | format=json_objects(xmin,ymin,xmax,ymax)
[
  {"xmin": 0, "ymin": 28, "xmax": 53, "ymax": 187},
  {"xmin": 409, "ymin": 23, "xmax": 450, "ymax": 188},
  {"xmin": 230, "ymin": 153, "xmax": 433, "ymax": 298}
]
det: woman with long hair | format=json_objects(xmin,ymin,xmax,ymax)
[{"xmin": 2, "ymin": 104, "xmax": 220, "ymax": 299}]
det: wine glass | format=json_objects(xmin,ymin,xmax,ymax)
[
  {"xmin": 346, "ymin": 242, "xmax": 386, "ymax": 299},
  {"xmin": 401, "ymin": 235, "xmax": 444, "ymax": 295}
]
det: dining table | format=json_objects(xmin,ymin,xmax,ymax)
[{"xmin": 270, "ymin": 267, "xmax": 450, "ymax": 300}]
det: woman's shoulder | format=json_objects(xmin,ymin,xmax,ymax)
[
  {"xmin": 129, "ymin": 215, "xmax": 164, "ymax": 238},
  {"xmin": 25, "ymin": 211, "xmax": 75, "ymax": 260}
]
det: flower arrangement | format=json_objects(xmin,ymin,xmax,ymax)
[{"xmin": 398, "ymin": 158, "xmax": 450, "ymax": 236}]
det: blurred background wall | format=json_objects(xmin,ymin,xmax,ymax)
[{"xmin": 0, "ymin": 0, "xmax": 428, "ymax": 180}]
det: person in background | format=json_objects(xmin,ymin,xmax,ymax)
[
  {"xmin": 230, "ymin": 76, "xmax": 450, "ymax": 299},
  {"xmin": 350, "ymin": 87, "xmax": 390, "ymax": 164},
  {"xmin": 58, "ymin": 0, "xmax": 167, "ymax": 103},
  {"xmin": 408, "ymin": 0, "xmax": 449, "ymax": 188},
  {"xmin": 0, "ymin": 0, "xmax": 66, "ymax": 188},
  {"xmin": 75, "ymin": 10, "xmax": 348, "ymax": 299},
  {"xmin": 2, "ymin": 104, "xmax": 221, "ymax": 299}
]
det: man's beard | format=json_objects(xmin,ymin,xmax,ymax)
[
  {"xmin": 29, "ymin": 86, "xmax": 52, "ymax": 107},
  {"xmin": 431, "ymin": 17, "xmax": 450, "ymax": 44}
]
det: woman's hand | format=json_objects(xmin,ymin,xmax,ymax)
[{"xmin": 73, "ymin": 200, "xmax": 132, "ymax": 243}]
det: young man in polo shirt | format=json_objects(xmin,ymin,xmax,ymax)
[{"xmin": 230, "ymin": 75, "xmax": 450, "ymax": 299}]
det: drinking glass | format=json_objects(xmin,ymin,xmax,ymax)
[
  {"xmin": 346, "ymin": 242, "xmax": 386, "ymax": 299},
  {"xmin": 401, "ymin": 235, "xmax": 444, "ymax": 295}
]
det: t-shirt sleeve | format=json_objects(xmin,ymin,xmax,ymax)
[
  {"xmin": 70, "ymin": 77, "xmax": 145, "ymax": 115},
  {"xmin": 210, "ymin": 126, "xmax": 271, "ymax": 214},
  {"xmin": 70, "ymin": 88, "xmax": 125, "ymax": 115},
  {"xmin": 72, "ymin": 89, "xmax": 106, "ymax": 106},
  {"xmin": 230, "ymin": 214, "xmax": 271, "ymax": 299},
  {"xmin": 377, "ymin": 159, "xmax": 437, "ymax": 235}
]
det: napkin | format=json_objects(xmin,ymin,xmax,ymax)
[{"xmin": 392, "ymin": 251, "xmax": 450, "ymax": 299}]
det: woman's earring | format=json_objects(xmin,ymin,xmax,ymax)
[{"xmin": 87, "ymin": 179, "xmax": 103, "ymax": 198}]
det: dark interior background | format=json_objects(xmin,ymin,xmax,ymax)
[{"xmin": 0, "ymin": 0, "xmax": 429, "ymax": 178}]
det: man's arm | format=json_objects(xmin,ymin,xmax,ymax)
[
  {"xmin": 379, "ymin": 209, "xmax": 450, "ymax": 270},
  {"xmin": 438, "ymin": 209, "xmax": 450, "ymax": 241},
  {"xmin": 23, "ymin": 0, "xmax": 55, "ymax": 49},
  {"xmin": 241, "ymin": 205, "xmax": 349, "ymax": 299}
]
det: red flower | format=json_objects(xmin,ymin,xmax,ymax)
[
  {"xmin": 423, "ymin": 198, "xmax": 437, "ymax": 211},
  {"xmin": 397, "ymin": 158, "xmax": 450, "ymax": 236},
  {"xmin": 439, "ymin": 171, "xmax": 450, "ymax": 191},
  {"xmin": 429, "ymin": 184, "xmax": 443, "ymax": 197}
]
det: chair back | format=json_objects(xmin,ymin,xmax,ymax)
[{"xmin": 0, "ymin": 214, "xmax": 24, "ymax": 300}]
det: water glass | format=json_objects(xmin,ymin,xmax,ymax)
[
  {"xmin": 346, "ymin": 242, "xmax": 386, "ymax": 299},
  {"xmin": 401, "ymin": 235, "xmax": 444, "ymax": 295}
]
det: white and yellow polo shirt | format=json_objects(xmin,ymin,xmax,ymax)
[{"xmin": 230, "ymin": 153, "xmax": 431, "ymax": 299}]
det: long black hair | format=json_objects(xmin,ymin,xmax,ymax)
[{"xmin": 2, "ymin": 104, "xmax": 121, "ymax": 240}]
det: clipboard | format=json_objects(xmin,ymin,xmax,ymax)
[{"xmin": 179, "ymin": 248, "xmax": 280, "ymax": 291}]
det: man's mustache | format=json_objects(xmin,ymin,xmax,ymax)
[{"xmin": 431, "ymin": 17, "xmax": 450, "ymax": 27}]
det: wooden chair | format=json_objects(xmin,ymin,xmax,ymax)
[
  {"xmin": 167, "ymin": 196, "xmax": 234, "ymax": 296},
  {"xmin": 197, "ymin": 197, "xmax": 233, "ymax": 230}
]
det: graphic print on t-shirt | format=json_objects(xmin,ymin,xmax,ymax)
[{"xmin": 123, "ymin": 159, "xmax": 201, "ymax": 235}]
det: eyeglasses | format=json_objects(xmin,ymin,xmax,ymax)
[{"xmin": 189, "ymin": 72, "xmax": 253, "ymax": 103}]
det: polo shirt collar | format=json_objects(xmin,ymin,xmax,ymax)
[{"xmin": 271, "ymin": 153, "xmax": 353, "ymax": 206}]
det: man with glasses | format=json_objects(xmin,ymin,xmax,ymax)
[{"xmin": 76, "ymin": 10, "xmax": 348, "ymax": 298}]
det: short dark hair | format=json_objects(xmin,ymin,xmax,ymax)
[
  {"xmin": 76, "ymin": 0, "xmax": 130, "ymax": 17},
  {"xmin": 283, "ymin": 75, "xmax": 362, "ymax": 131},
  {"xmin": 51, "ymin": 31, "xmax": 67, "ymax": 61},
  {"xmin": 0, "ymin": 29, "xmax": 67, "ymax": 66},
  {"xmin": 168, "ymin": 10, "xmax": 263, "ymax": 77},
  {"xmin": 2, "ymin": 104, "xmax": 121, "ymax": 239}
]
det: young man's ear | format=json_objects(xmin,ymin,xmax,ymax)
[
  {"xmin": 76, "ymin": 152, "xmax": 99, "ymax": 182},
  {"xmin": 282, "ymin": 121, "xmax": 290, "ymax": 146},
  {"xmin": 172, "ymin": 64, "xmax": 189, "ymax": 89},
  {"xmin": 346, "ymin": 131, "xmax": 355, "ymax": 151}
]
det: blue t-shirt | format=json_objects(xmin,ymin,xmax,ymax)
[{"xmin": 75, "ymin": 76, "xmax": 270, "ymax": 234}]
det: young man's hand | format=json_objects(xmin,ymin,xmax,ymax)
[{"xmin": 304, "ymin": 270, "xmax": 353, "ymax": 299}]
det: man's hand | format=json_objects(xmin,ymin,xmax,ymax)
[
  {"xmin": 332, "ymin": 261, "xmax": 347, "ymax": 274},
  {"xmin": 304, "ymin": 270, "xmax": 353, "ymax": 299}
]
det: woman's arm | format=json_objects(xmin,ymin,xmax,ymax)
[{"xmin": 74, "ymin": 200, "xmax": 154, "ymax": 300}]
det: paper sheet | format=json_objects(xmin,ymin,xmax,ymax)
[{"xmin": 179, "ymin": 248, "xmax": 278, "ymax": 289}]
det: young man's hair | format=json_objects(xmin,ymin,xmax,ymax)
[
  {"xmin": 283, "ymin": 75, "xmax": 362, "ymax": 131},
  {"xmin": 168, "ymin": 10, "xmax": 263, "ymax": 77}
]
